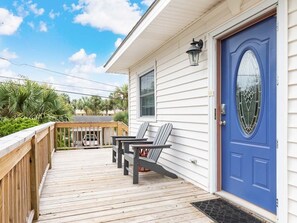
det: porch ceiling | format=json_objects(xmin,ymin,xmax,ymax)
[{"xmin": 104, "ymin": 0, "xmax": 221, "ymax": 74}]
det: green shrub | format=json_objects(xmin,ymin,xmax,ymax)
[
  {"xmin": 0, "ymin": 117, "xmax": 39, "ymax": 137},
  {"xmin": 113, "ymin": 111, "xmax": 128, "ymax": 125}
]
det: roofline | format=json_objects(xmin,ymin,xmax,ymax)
[{"xmin": 103, "ymin": 0, "xmax": 160, "ymax": 69}]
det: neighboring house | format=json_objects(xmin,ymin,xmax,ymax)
[
  {"xmin": 99, "ymin": 109, "xmax": 121, "ymax": 116},
  {"xmin": 75, "ymin": 109, "xmax": 118, "ymax": 116},
  {"xmin": 74, "ymin": 109, "xmax": 86, "ymax": 116},
  {"xmin": 72, "ymin": 116, "xmax": 114, "ymax": 147},
  {"xmin": 73, "ymin": 115, "xmax": 113, "ymax": 122},
  {"xmin": 105, "ymin": 0, "xmax": 296, "ymax": 222}
]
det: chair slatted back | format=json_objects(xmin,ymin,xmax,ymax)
[
  {"xmin": 135, "ymin": 122, "xmax": 149, "ymax": 139},
  {"xmin": 148, "ymin": 123, "xmax": 173, "ymax": 162}
]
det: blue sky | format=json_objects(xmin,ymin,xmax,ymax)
[{"xmin": 0, "ymin": 0, "xmax": 153, "ymax": 99}]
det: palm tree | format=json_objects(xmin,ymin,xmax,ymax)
[
  {"xmin": 89, "ymin": 96, "xmax": 102, "ymax": 115},
  {"xmin": 0, "ymin": 80, "xmax": 72, "ymax": 122},
  {"xmin": 71, "ymin": 99, "xmax": 78, "ymax": 110},
  {"xmin": 101, "ymin": 99, "xmax": 113, "ymax": 115},
  {"xmin": 112, "ymin": 84, "xmax": 128, "ymax": 111}
]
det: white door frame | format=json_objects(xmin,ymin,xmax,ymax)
[{"xmin": 207, "ymin": 0, "xmax": 288, "ymax": 222}]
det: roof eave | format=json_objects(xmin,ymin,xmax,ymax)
[{"xmin": 104, "ymin": 0, "xmax": 170, "ymax": 74}]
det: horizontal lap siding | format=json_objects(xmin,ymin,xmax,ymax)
[
  {"xmin": 288, "ymin": 0, "xmax": 297, "ymax": 222},
  {"xmin": 129, "ymin": 0, "xmax": 263, "ymax": 191},
  {"xmin": 156, "ymin": 50, "xmax": 209, "ymax": 189},
  {"xmin": 129, "ymin": 43, "xmax": 210, "ymax": 190}
]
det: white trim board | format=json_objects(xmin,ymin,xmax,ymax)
[
  {"xmin": 207, "ymin": 0, "xmax": 288, "ymax": 222},
  {"xmin": 275, "ymin": 0, "xmax": 288, "ymax": 222},
  {"xmin": 136, "ymin": 63, "xmax": 157, "ymax": 123}
]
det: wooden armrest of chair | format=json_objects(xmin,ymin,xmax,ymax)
[
  {"xmin": 123, "ymin": 141, "xmax": 153, "ymax": 152},
  {"xmin": 116, "ymin": 138, "xmax": 148, "ymax": 142},
  {"xmin": 111, "ymin": 136, "xmax": 136, "ymax": 138},
  {"xmin": 131, "ymin": 144, "xmax": 172, "ymax": 150},
  {"xmin": 111, "ymin": 136, "xmax": 136, "ymax": 145}
]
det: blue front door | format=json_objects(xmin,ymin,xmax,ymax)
[{"xmin": 221, "ymin": 16, "xmax": 276, "ymax": 213}]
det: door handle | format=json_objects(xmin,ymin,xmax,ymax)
[{"xmin": 219, "ymin": 120, "xmax": 226, "ymax": 126}]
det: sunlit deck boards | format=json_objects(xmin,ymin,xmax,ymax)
[{"xmin": 36, "ymin": 149, "xmax": 215, "ymax": 223}]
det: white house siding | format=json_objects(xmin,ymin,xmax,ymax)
[
  {"xmin": 128, "ymin": 0, "xmax": 262, "ymax": 191},
  {"xmin": 288, "ymin": 0, "xmax": 297, "ymax": 222}
]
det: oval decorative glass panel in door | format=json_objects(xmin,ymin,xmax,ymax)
[{"xmin": 236, "ymin": 50, "xmax": 262, "ymax": 135}]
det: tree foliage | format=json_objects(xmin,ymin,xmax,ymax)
[
  {"xmin": 113, "ymin": 111, "xmax": 128, "ymax": 125},
  {"xmin": 0, "ymin": 80, "xmax": 72, "ymax": 123},
  {"xmin": 112, "ymin": 84, "xmax": 128, "ymax": 111},
  {"xmin": 71, "ymin": 84, "xmax": 128, "ymax": 115}
]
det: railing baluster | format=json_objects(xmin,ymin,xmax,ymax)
[
  {"xmin": 97, "ymin": 125, "xmax": 102, "ymax": 147},
  {"xmin": 63, "ymin": 128, "xmax": 66, "ymax": 148},
  {"xmin": 53, "ymin": 122, "xmax": 128, "ymax": 149},
  {"xmin": 30, "ymin": 136, "xmax": 40, "ymax": 220}
]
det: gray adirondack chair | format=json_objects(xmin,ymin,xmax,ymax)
[
  {"xmin": 123, "ymin": 123, "xmax": 177, "ymax": 184},
  {"xmin": 111, "ymin": 122, "xmax": 149, "ymax": 168}
]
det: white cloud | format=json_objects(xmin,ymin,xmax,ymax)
[
  {"xmin": 0, "ymin": 69, "xmax": 18, "ymax": 81},
  {"xmin": 0, "ymin": 59, "xmax": 12, "ymax": 69},
  {"xmin": 114, "ymin": 38, "xmax": 123, "ymax": 48},
  {"xmin": 68, "ymin": 49, "xmax": 104, "ymax": 74},
  {"xmin": 63, "ymin": 3, "xmax": 83, "ymax": 13},
  {"xmin": 141, "ymin": 0, "xmax": 154, "ymax": 7},
  {"xmin": 0, "ymin": 8, "xmax": 23, "ymax": 35},
  {"xmin": 46, "ymin": 76, "xmax": 55, "ymax": 83},
  {"xmin": 49, "ymin": 10, "xmax": 60, "ymax": 19},
  {"xmin": 28, "ymin": 21, "xmax": 34, "ymax": 29},
  {"xmin": 0, "ymin": 49, "xmax": 18, "ymax": 80},
  {"xmin": 62, "ymin": 76, "xmax": 116, "ymax": 99},
  {"xmin": 63, "ymin": 4, "xmax": 71, "ymax": 12},
  {"xmin": 39, "ymin": 21, "xmax": 48, "ymax": 32},
  {"xmin": 71, "ymin": 3, "xmax": 83, "ymax": 11},
  {"xmin": 0, "ymin": 49, "xmax": 17, "ymax": 70},
  {"xmin": 29, "ymin": 3, "xmax": 44, "ymax": 16},
  {"xmin": 16, "ymin": 4, "xmax": 29, "ymax": 17},
  {"xmin": 0, "ymin": 48, "xmax": 18, "ymax": 60},
  {"xmin": 73, "ymin": 0, "xmax": 141, "ymax": 35},
  {"xmin": 34, "ymin": 62, "xmax": 46, "ymax": 69}
]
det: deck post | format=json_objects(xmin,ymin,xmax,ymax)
[
  {"xmin": 47, "ymin": 126, "xmax": 52, "ymax": 169},
  {"xmin": 117, "ymin": 122, "xmax": 123, "ymax": 136},
  {"xmin": 30, "ymin": 136, "xmax": 40, "ymax": 220}
]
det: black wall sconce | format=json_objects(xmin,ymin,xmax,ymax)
[{"xmin": 186, "ymin": 38, "xmax": 203, "ymax": 66}]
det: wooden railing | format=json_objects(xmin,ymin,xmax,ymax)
[
  {"xmin": 0, "ymin": 122, "xmax": 55, "ymax": 222},
  {"xmin": 55, "ymin": 122, "xmax": 128, "ymax": 149},
  {"xmin": 0, "ymin": 121, "xmax": 127, "ymax": 222}
]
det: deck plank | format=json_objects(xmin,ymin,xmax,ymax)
[{"xmin": 36, "ymin": 149, "xmax": 214, "ymax": 223}]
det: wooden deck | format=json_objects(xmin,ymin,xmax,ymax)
[{"xmin": 36, "ymin": 149, "xmax": 215, "ymax": 223}]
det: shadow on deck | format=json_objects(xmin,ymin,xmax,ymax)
[{"xmin": 36, "ymin": 149, "xmax": 215, "ymax": 223}]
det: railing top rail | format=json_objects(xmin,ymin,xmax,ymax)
[
  {"xmin": 55, "ymin": 121, "xmax": 120, "ymax": 128},
  {"xmin": 0, "ymin": 122, "xmax": 55, "ymax": 159},
  {"xmin": 119, "ymin": 122, "xmax": 128, "ymax": 132},
  {"xmin": 0, "ymin": 121, "xmax": 128, "ymax": 158}
]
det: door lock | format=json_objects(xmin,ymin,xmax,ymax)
[
  {"xmin": 221, "ymin": 104, "xmax": 226, "ymax": 115},
  {"xmin": 219, "ymin": 120, "xmax": 226, "ymax": 126}
]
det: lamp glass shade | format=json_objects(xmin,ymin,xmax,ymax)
[{"xmin": 187, "ymin": 50, "xmax": 199, "ymax": 66}]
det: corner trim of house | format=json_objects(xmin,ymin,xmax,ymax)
[
  {"xmin": 208, "ymin": 27, "xmax": 218, "ymax": 194},
  {"xmin": 208, "ymin": 0, "xmax": 287, "ymax": 222}
]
